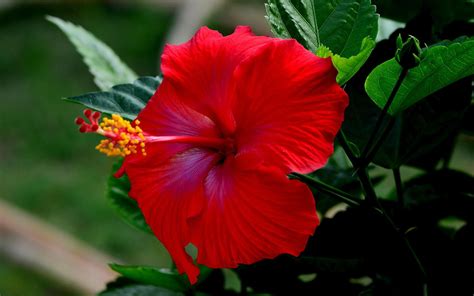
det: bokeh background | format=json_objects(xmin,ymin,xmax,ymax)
[{"xmin": 0, "ymin": 1, "xmax": 471, "ymax": 295}]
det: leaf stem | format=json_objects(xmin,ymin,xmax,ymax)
[
  {"xmin": 362, "ymin": 117, "xmax": 396, "ymax": 166},
  {"xmin": 289, "ymin": 173, "xmax": 361, "ymax": 207},
  {"xmin": 360, "ymin": 67, "xmax": 408, "ymax": 164},
  {"xmin": 357, "ymin": 168, "xmax": 378, "ymax": 206},
  {"xmin": 337, "ymin": 131, "xmax": 378, "ymax": 205},
  {"xmin": 393, "ymin": 167, "xmax": 404, "ymax": 207},
  {"xmin": 337, "ymin": 131, "xmax": 358, "ymax": 164}
]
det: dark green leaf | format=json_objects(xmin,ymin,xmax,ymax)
[
  {"xmin": 373, "ymin": 0, "xmax": 474, "ymax": 27},
  {"xmin": 403, "ymin": 169, "xmax": 474, "ymax": 223},
  {"xmin": 109, "ymin": 264, "xmax": 190, "ymax": 293},
  {"xmin": 107, "ymin": 160, "xmax": 152, "ymax": 234},
  {"xmin": 66, "ymin": 76, "xmax": 161, "ymax": 120},
  {"xmin": 99, "ymin": 284, "xmax": 184, "ymax": 296},
  {"xmin": 47, "ymin": 16, "xmax": 137, "ymax": 91},
  {"xmin": 109, "ymin": 264, "xmax": 214, "ymax": 293},
  {"xmin": 265, "ymin": 0, "xmax": 379, "ymax": 57},
  {"xmin": 365, "ymin": 37, "xmax": 474, "ymax": 115}
]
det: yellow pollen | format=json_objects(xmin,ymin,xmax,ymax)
[{"xmin": 95, "ymin": 114, "xmax": 147, "ymax": 157}]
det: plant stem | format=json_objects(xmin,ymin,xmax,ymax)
[
  {"xmin": 393, "ymin": 167, "xmax": 404, "ymax": 207},
  {"xmin": 337, "ymin": 131, "xmax": 378, "ymax": 205},
  {"xmin": 363, "ymin": 117, "xmax": 397, "ymax": 166},
  {"xmin": 289, "ymin": 173, "xmax": 361, "ymax": 207},
  {"xmin": 357, "ymin": 168, "xmax": 378, "ymax": 206},
  {"xmin": 337, "ymin": 131, "xmax": 358, "ymax": 164},
  {"xmin": 359, "ymin": 67, "xmax": 408, "ymax": 164}
]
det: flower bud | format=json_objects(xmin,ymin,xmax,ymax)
[{"xmin": 395, "ymin": 35, "xmax": 422, "ymax": 69}]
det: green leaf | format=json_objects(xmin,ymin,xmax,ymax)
[
  {"xmin": 109, "ymin": 264, "xmax": 190, "ymax": 293},
  {"xmin": 265, "ymin": 0, "xmax": 379, "ymax": 57},
  {"xmin": 317, "ymin": 37, "xmax": 376, "ymax": 85},
  {"xmin": 109, "ymin": 264, "xmax": 213, "ymax": 293},
  {"xmin": 107, "ymin": 160, "xmax": 152, "ymax": 234},
  {"xmin": 66, "ymin": 76, "xmax": 161, "ymax": 120},
  {"xmin": 99, "ymin": 284, "xmax": 185, "ymax": 296},
  {"xmin": 332, "ymin": 37, "xmax": 375, "ymax": 84},
  {"xmin": 365, "ymin": 37, "xmax": 474, "ymax": 115},
  {"xmin": 47, "ymin": 16, "xmax": 138, "ymax": 91}
]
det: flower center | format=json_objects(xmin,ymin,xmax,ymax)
[
  {"xmin": 75, "ymin": 110, "xmax": 236, "ymax": 158},
  {"xmin": 221, "ymin": 136, "xmax": 236, "ymax": 156}
]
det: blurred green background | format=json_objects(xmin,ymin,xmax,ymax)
[{"xmin": 0, "ymin": 3, "xmax": 175, "ymax": 295}]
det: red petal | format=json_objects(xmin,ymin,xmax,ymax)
[
  {"xmin": 160, "ymin": 26, "xmax": 272, "ymax": 135},
  {"xmin": 138, "ymin": 80, "xmax": 219, "ymax": 138},
  {"xmin": 190, "ymin": 154, "xmax": 319, "ymax": 268},
  {"xmin": 126, "ymin": 147, "xmax": 220, "ymax": 283},
  {"xmin": 230, "ymin": 39, "xmax": 349, "ymax": 174}
]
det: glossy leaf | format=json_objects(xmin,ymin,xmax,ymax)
[
  {"xmin": 47, "ymin": 16, "xmax": 138, "ymax": 91},
  {"xmin": 99, "ymin": 284, "xmax": 184, "ymax": 296},
  {"xmin": 108, "ymin": 160, "xmax": 152, "ymax": 234},
  {"xmin": 66, "ymin": 76, "xmax": 161, "ymax": 120},
  {"xmin": 365, "ymin": 37, "xmax": 474, "ymax": 115},
  {"xmin": 265, "ymin": 0, "xmax": 378, "ymax": 57}
]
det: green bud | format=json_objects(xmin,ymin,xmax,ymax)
[{"xmin": 395, "ymin": 35, "xmax": 422, "ymax": 69}]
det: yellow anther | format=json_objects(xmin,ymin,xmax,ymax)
[{"xmin": 94, "ymin": 114, "xmax": 147, "ymax": 158}]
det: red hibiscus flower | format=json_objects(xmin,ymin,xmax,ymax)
[{"xmin": 77, "ymin": 26, "xmax": 348, "ymax": 283}]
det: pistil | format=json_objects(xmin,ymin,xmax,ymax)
[{"xmin": 75, "ymin": 109, "xmax": 234, "ymax": 158}]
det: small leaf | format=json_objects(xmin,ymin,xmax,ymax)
[
  {"xmin": 99, "ymin": 284, "xmax": 185, "ymax": 296},
  {"xmin": 108, "ymin": 159, "xmax": 152, "ymax": 234},
  {"xmin": 47, "ymin": 16, "xmax": 138, "ymax": 91},
  {"xmin": 365, "ymin": 37, "xmax": 474, "ymax": 115},
  {"xmin": 265, "ymin": 0, "xmax": 379, "ymax": 57},
  {"xmin": 66, "ymin": 76, "xmax": 161, "ymax": 120},
  {"xmin": 316, "ymin": 37, "xmax": 375, "ymax": 85},
  {"xmin": 333, "ymin": 37, "xmax": 375, "ymax": 84}
]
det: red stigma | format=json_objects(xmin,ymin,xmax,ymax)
[{"xmin": 75, "ymin": 109, "xmax": 101, "ymax": 133}]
